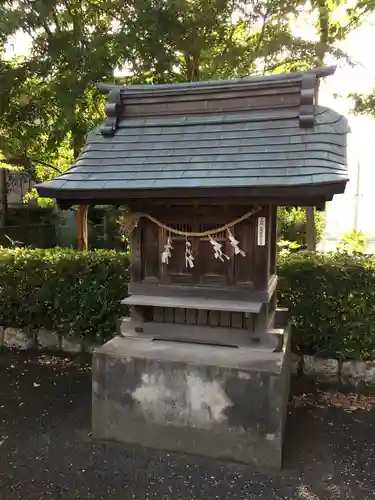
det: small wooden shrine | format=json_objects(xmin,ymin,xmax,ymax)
[
  {"xmin": 118, "ymin": 202, "xmax": 281, "ymax": 349},
  {"xmin": 36, "ymin": 66, "xmax": 348, "ymax": 469}
]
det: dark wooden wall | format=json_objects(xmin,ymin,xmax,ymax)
[{"xmin": 130, "ymin": 203, "xmax": 277, "ymax": 292}]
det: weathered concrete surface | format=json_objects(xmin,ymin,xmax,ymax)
[
  {"xmin": 92, "ymin": 334, "xmax": 291, "ymax": 469},
  {"xmin": 3, "ymin": 350, "xmax": 375, "ymax": 499}
]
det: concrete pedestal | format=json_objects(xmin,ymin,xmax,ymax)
[{"xmin": 92, "ymin": 329, "xmax": 291, "ymax": 469}]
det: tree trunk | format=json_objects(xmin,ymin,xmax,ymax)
[
  {"xmin": 185, "ymin": 53, "xmax": 200, "ymax": 81},
  {"xmin": 305, "ymin": 0, "xmax": 329, "ymax": 251}
]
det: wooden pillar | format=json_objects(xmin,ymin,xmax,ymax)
[
  {"xmin": 76, "ymin": 205, "xmax": 88, "ymax": 250},
  {"xmin": 306, "ymin": 206, "xmax": 316, "ymax": 251},
  {"xmin": 253, "ymin": 205, "xmax": 271, "ymax": 290},
  {"xmin": 0, "ymin": 169, "xmax": 7, "ymax": 228},
  {"xmin": 269, "ymin": 206, "xmax": 277, "ymax": 275}
]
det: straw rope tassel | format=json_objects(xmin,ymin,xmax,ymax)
[
  {"xmin": 118, "ymin": 207, "xmax": 261, "ymax": 266},
  {"xmin": 185, "ymin": 238, "xmax": 195, "ymax": 268}
]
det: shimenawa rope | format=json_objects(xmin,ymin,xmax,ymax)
[{"xmin": 119, "ymin": 207, "xmax": 261, "ymax": 237}]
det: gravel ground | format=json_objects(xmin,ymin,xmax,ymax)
[{"xmin": 1, "ymin": 350, "xmax": 375, "ymax": 499}]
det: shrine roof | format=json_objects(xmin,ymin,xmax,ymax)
[{"xmin": 36, "ymin": 66, "xmax": 349, "ymax": 205}]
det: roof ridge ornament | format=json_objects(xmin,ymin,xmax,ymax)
[
  {"xmin": 100, "ymin": 88, "xmax": 122, "ymax": 137},
  {"xmin": 299, "ymin": 72, "xmax": 317, "ymax": 128}
]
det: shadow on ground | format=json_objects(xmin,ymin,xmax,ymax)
[{"xmin": 1, "ymin": 349, "xmax": 375, "ymax": 499}]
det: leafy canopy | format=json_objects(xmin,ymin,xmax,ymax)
[{"xmin": 0, "ymin": 0, "xmax": 374, "ymax": 186}]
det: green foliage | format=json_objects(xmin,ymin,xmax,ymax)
[
  {"xmin": 2, "ymin": 247, "xmax": 375, "ymax": 361},
  {"xmin": 1, "ymin": 0, "xmax": 373, "ymax": 187},
  {"xmin": 23, "ymin": 188, "xmax": 54, "ymax": 208},
  {"xmin": 350, "ymin": 89, "xmax": 375, "ymax": 117},
  {"xmin": 278, "ymin": 251, "xmax": 375, "ymax": 361},
  {"xmin": 0, "ymin": 247, "xmax": 129, "ymax": 342},
  {"xmin": 337, "ymin": 229, "xmax": 369, "ymax": 254},
  {"xmin": 88, "ymin": 207, "xmax": 126, "ymax": 251},
  {"xmin": 277, "ymin": 239, "xmax": 302, "ymax": 256},
  {"xmin": 123, "ymin": 0, "xmax": 316, "ymax": 83},
  {"xmin": 277, "ymin": 207, "xmax": 325, "ymax": 245},
  {"xmin": 0, "ymin": 0, "xmax": 117, "ymax": 181}
]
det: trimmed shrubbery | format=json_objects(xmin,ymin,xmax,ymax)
[
  {"xmin": 0, "ymin": 247, "xmax": 129, "ymax": 343},
  {"xmin": 278, "ymin": 252, "xmax": 375, "ymax": 361},
  {"xmin": 1, "ymin": 247, "xmax": 375, "ymax": 360}
]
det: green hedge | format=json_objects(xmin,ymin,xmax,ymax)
[
  {"xmin": 0, "ymin": 247, "xmax": 129, "ymax": 343},
  {"xmin": 278, "ymin": 252, "xmax": 375, "ymax": 361},
  {"xmin": 1, "ymin": 248, "xmax": 375, "ymax": 360}
]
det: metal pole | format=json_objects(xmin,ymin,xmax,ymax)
[{"xmin": 353, "ymin": 159, "xmax": 361, "ymax": 231}]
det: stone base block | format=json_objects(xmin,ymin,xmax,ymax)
[
  {"xmin": 341, "ymin": 360, "xmax": 375, "ymax": 386},
  {"xmin": 303, "ymin": 355, "xmax": 339, "ymax": 381},
  {"xmin": 92, "ymin": 329, "xmax": 291, "ymax": 470}
]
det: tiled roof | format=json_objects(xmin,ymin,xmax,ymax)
[{"xmin": 36, "ymin": 67, "xmax": 349, "ymax": 202}]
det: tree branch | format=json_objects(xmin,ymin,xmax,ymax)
[
  {"xmin": 4, "ymin": 157, "xmax": 63, "ymax": 175},
  {"xmin": 33, "ymin": 159, "xmax": 63, "ymax": 174},
  {"xmin": 62, "ymin": 0, "xmax": 79, "ymax": 38},
  {"xmin": 208, "ymin": 24, "xmax": 237, "ymax": 79},
  {"xmin": 316, "ymin": 0, "xmax": 329, "ymax": 65},
  {"xmin": 51, "ymin": 12, "xmax": 62, "ymax": 34},
  {"xmin": 85, "ymin": 0, "xmax": 123, "ymax": 24},
  {"xmin": 253, "ymin": 11, "xmax": 269, "ymax": 58},
  {"xmin": 245, "ymin": 5, "xmax": 273, "ymax": 71},
  {"xmin": 340, "ymin": 5, "xmax": 371, "ymax": 38},
  {"xmin": 208, "ymin": 0, "xmax": 237, "ymax": 79},
  {"xmin": 261, "ymin": 58, "xmax": 307, "ymax": 75}
]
